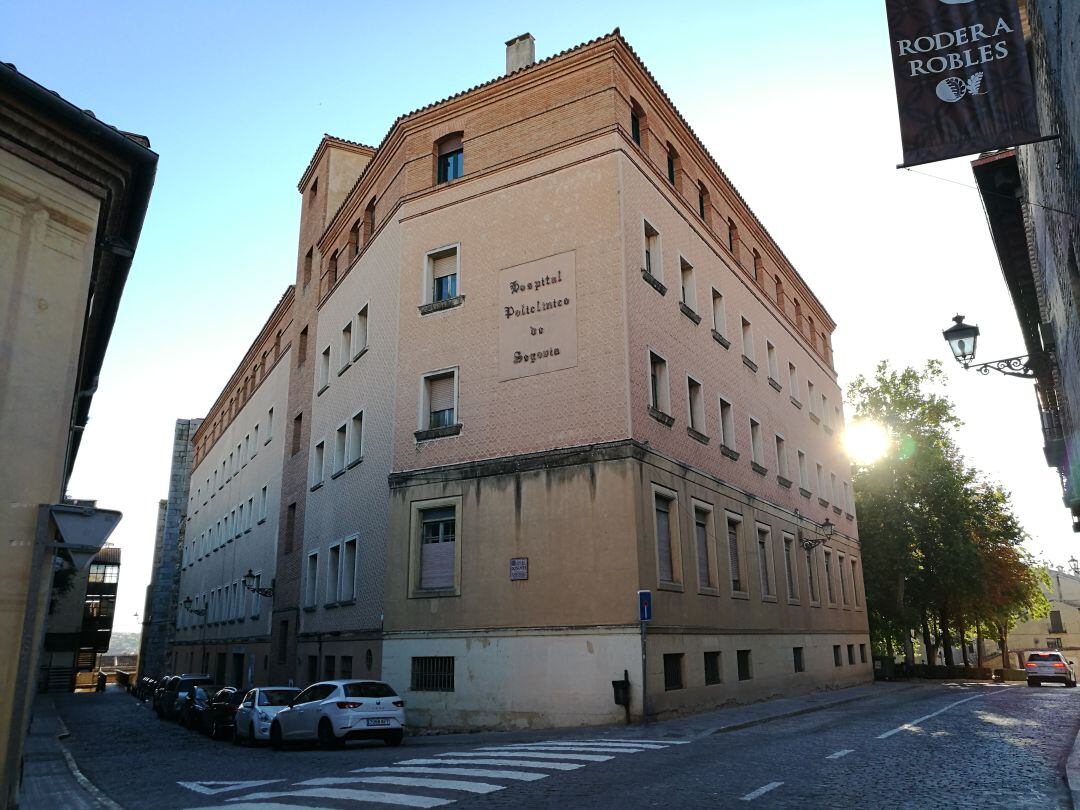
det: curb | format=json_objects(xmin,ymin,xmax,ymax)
[{"xmin": 59, "ymin": 744, "xmax": 125, "ymax": 810}]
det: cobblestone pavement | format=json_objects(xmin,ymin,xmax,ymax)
[{"xmin": 53, "ymin": 681, "xmax": 1080, "ymax": 809}]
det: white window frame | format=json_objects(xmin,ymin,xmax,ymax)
[
  {"xmin": 311, "ymin": 440, "xmax": 326, "ymax": 488},
  {"xmin": 341, "ymin": 535, "xmax": 358, "ymax": 603},
  {"xmin": 318, "ymin": 345, "xmax": 331, "ymax": 394},
  {"xmin": 756, "ymin": 523, "xmax": 775, "ymax": 601},
  {"xmin": 643, "ymin": 219, "xmax": 662, "ymax": 282},
  {"xmin": 348, "ymin": 410, "xmax": 364, "ymax": 465},
  {"xmin": 408, "ymin": 495, "xmax": 463, "ymax": 597},
  {"xmin": 648, "ymin": 348, "xmax": 671, "ymax": 415},
  {"xmin": 725, "ymin": 511, "xmax": 748, "ymax": 598},
  {"xmin": 333, "ymin": 423, "xmax": 347, "ymax": 475},
  {"xmin": 783, "ymin": 532, "xmax": 799, "ymax": 603},
  {"xmin": 354, "ymin": 304, "xmax": 370, "ymax": 360},
  {"xmin": 711, "ymin": 287, "xmax": 726, "ymax": 336},
  {"xmin": 679, "ymin": 255, "xmax": 696, "ymax": 311},
  {"xmin": 797, "ymin": 450, "xmax": 809, "ymax": 490},
  {"xmin": 766, "ymin": 341, "xmax": 779, "ymax": 381},
  {"xmin": 419, "ymin": 367, "xmax": 460, "ymax": 430},
  {"xmin": 327, "ymin": 542, "xmax": 341, "ymax": 604},
  {"xmin": 304, "ymin": 551, "xmax": 319, "ymax": 608},
  {"xmin": 740, "ymin": 316, "xmax": 755, "ymax": 362},
  {"xmin": 651, "ymin": 483, "xmax": 682, "ymax": 590},
  {"xmin": 775, "ymin": 434, "xmax": 789, "ymax": 480},
  {"xmin": 749, "ymin": 417, "xmax": 764, "ymax": 467},
  {"xmin": 788, "ymin": 363, "xmax": 799, "ymax": 401},
  {"xmin": 258, "ymin": 484, "xmax": 268, "ymax": 523},
  {"xmin": 692, "ymin": 499, "xmax": 718, "ymax": 595},
  {"xmin": 423, "ymin": 243, "xmax": 461, "ymax": 305},
  {"xmin": 718, "ymin": 395, "xmax": 735, "ymax": 450},
  {"xmin": 686, "ymin": 375, "xmax": 705, "ymax": 434},
  {"xmin": 339, "ymin": 321, "xmax": 353, "ymax": 372}
]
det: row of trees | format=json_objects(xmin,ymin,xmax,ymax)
[{"xmin": 849, "ymin": 361, "xmax": 1049, "ymax": 668}]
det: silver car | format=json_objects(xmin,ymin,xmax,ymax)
[
  {"xmin": 270, "ymin": 679, "xmax": 405, "ymax": 749},
  {"xmin": 1025, "ymin": 651, "xmax": 1078, "ymax": 687},
  {"xmin": 232, "ymin": 687, "xmax": 300, "ymax": 744}
]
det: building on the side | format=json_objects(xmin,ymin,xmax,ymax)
[
  {"xmin": 39, "ymin": 546, "xmax": 122, "ymax": 691},
  {"xmin": 172, "ymin": 30, "xmax": 869, "ymax": 728},
  {"xmin": 171, "ymin": 291, "xmax": 294, "ymax": 687},
  {"xmin": 139, "ymin": 418, "xmax": 201, "ymax": 681},
  {"xmin": 972, "ymin": 1, "xmax": 1080, "ymax": 532},
  {"xmin": 0, "ymin": 64, "xmax": 155, "ymax": 806}
]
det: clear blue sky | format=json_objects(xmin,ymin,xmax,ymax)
[{"xmin": 6, "ymin": 1, "xmax": 1071, "ymax": 633}]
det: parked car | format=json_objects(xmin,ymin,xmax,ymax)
[
  {"xmin": 270, "ymin": 680, "xmax": 405, "ymax": 750},
  {"xmin": 232, "ymin": 687, "xmax": 301, "ymax": 745},
  {"xmin": 1025, "ymin": 651, "xmax": 1078, "ymax": 687},
  {"xmin": 157, "ymin": 673, "xmax": 214, "ymax": 722},
  {"xmin": 152, "ymin": 676, "xmax": 178, "ymax": 718},
  {"xmin": 201, "ymin": 687, "xmax": 246, "ymax": 739},
  {"xmin": 179, "ymin": 684, "xmax": 226, "ymax": 731}
]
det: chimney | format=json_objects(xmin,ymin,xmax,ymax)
[{"xmin": 505, "ymin": 33, "xmax": 535, "ymax": 74}]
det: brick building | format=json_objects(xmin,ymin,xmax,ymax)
[
  {"xmin": 973, "ymin": 1, "xmax": 1080, "ymax": 533},
  {"xmin": 172, "ymin": 30, "xmax": 869, "ymax": 726}
]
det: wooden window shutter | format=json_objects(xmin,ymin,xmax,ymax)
[
  {"xmin": 431, "ymin": 250, "xmax": 457, "ymax": 279},
  {"xmin": 428, "ymin": 374, "xmax": 455, "ymax": 414}
]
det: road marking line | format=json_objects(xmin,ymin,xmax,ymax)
[
  {"xmin": 178, "ymin": 780, "xmax": 284, "ymax": 795},
  {"xmin": 226, "ymin": 787, "xmax": 452, "ymax": 807},
  {"xmin": 877, "ymin": 693, "xmax": 986, "ymax": 739},
  {"xmin": 353, "ymin": 766, "xmax": 547, "ymax": 782},
  {"xmin": 466, "ymin": 749, "xmax": 613, "ymax": 761},
  {"xmin": 299, "ymin": 776, "xmax": 504, "ymax": 794},
  {"xmin": 826, "ymin": 749, "xmax": 854, "ymax": 760},
  {"xmin": 484, "ymin": 745, "xmax": 646, "ymax": 754},
  {"xmin": 194, "ymin": 804, "xmax": 337, "ymax": 810},
  {"xmin": 401, "ymin": 757, "xmax": 583, "ymax": 770},
  {"xmin": 581, "ymin": 738, "xmax": 690, "ymax": 744},
  {"xmin": 509, "ymin": 741, "xmax": 668, "ymax": 750},
  {"xmin": 741, "ymin": 782, "xmax": 783, "ymax": 801}
]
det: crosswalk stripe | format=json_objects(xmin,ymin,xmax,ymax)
[
  {"xmin": 299, "ymin": 775, "xmax": 504, "ymax": 794},
  {"xmin": 354, "ymin": 766, "xmax": 548, "ymax": 782},
  {"xmin": 399, "ymin": 757, "xmax": 584, "ymax": 771},
  {"xmin": 579, "ymin": 738, "xmax": 690, "ymax": 745},
  {"xmin": 195, "ymin": 804, "xmax": 338, "ymax": 810},
  {"xmin": 503, "ymin": 741, "xmax": 668, "ymax": 750},
  {"xmin": 453, "ymin": 750, "xmax": 612, "ymax": 762},
  {"xmin": 475, "ymin": 751, "xmax": 630, "ymax": 760},
  {"xmin": 226, "ymin": 787, "xmax": 453, "ymax": 807}
]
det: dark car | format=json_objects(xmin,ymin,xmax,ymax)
[
  {"xmin": 179, "ymin": 684, "xmax": 226, "ymax": 731},
  {"xmin": 159, "ymin": 674, "xmax": 213, "ymax": 721},
  {"xmin": 153, "ymin": 676, "xmax": 178, "ymax": 718},
  {"xmin": 203, "ymin": 687, "xmax": 245, "ymax": 740}
]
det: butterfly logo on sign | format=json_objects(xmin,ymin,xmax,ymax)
[{"xmin": 935, "ymin": 72, "xmax": 984, "ymax": 103}]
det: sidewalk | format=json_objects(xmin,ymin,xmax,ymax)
[{"xmin": 18, "ymin": 692, "xmax": 121, "ymax": 810}]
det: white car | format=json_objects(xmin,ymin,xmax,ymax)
[
  {"xmin": 232, "ymin": 687, "xmax": 301, "ymax": 745},
  {"xmin": 1025, "ymin": 651, "xmax": 1078, "ymax": 687},
  {"xmin": 270, "ymin": 679, "xmax": 405, "ymax": 749}
]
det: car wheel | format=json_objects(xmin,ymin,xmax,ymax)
[
  {"xmin": 1069, "ymin": 679, "xmax": 1077, "ymax": 689},
  {"xmin": 247, "ymin": 723, "xmax": 257, "ymax": 746},
  {"xmin": 318, "ymin": 718, "xmax": 342, "ymax": 750},
  {"xmin": 270, "ymin": 722, "xmax": 284, "ymax": 751},
  {"xmin": 383, "ymin": 729, "xmax": 404, "ymax": 747},
  {"xmin": 209, "ymin": 718, "xmax": 220, "ymax": 739},
  {"xmin": 1028, "ymin": 678, "xmax": 1040, "ymax": 687}
]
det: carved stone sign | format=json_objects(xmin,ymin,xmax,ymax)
[{"xmin": 498, "ymin": 251, "xmax": 577, "ymax": 381}]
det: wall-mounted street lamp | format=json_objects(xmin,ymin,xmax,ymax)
[
  {"xmin": 794, "ymin": 510, "xmax": 834, "ymax": 551},
  {"xmin": 942, "ymin": 315, "xmax": 1046, "ymax": 378},
  {"xmin": 181, "ymin": 596, "xmax": 207, "ymax": 616},
  {"xmin": 242, "ymin": 569, "xmax": 274, "ymax": 598}
]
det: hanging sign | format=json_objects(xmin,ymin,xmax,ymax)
[{"xmin": 885, "ymin": 0, "xmax": 1046, "ymax": 167}]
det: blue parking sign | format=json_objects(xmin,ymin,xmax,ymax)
[{"xmin": 638, "ymin": 589, "xmax": 652, "ymax": 622}]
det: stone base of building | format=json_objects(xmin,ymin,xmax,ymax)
[
  {"xmin": 169, "ymin": 640, "xmax": 271, "ymax": 689},
  {"xmin": 295, "ymin": 633, "xmax": 383, "ymax": 685},
  {"xmin": 383, "ymin": 628, "xmax": 872, "ymax": 731}
]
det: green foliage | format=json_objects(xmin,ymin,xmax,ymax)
[{"xmin": 848, "ymin": 361, "xmax": 1046, "ymax": 659}]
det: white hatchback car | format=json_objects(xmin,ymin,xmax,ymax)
[
  {"xmin": 270, "ymin": 679, "xmax": 405, "ymax": 749},
  {"xmin": 1025, "ymin": 651, "xmax": 1078, "ymax": 687},
  {"xmin": 232, "ymin": 687, "xmax": 300, "ymax": 745}
]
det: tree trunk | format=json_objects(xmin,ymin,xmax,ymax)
[
  {"xmin": 940, "ymin": 608, "xmax": 955, "ymax": 667},
  {"xmin": 959, "ymin": 621, "xmax": 970, "ymax": 668},
  {"xmin": 976, "ymin": 625, "xmax": 984, "ymax": 669},
  {"xmin": 904, "ymin": 631, "xmax": 915, "ymax": 668},
  {"xmin": 922, "ymin": 611, "xmax": 938, "ymax": 666},
  {"xmin": 997, "ymin": 623, "xmax": 1010, "ymax": 675}
]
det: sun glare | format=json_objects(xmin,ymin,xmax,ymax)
[{"xmin": 843, "ymin": 420, "xmax": 891, "ymax": 465}]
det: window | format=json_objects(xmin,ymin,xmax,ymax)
[
  {"xmin": 698, "ymin": 183, "xmax": 709, "ymax": 221},
  {"xmin": 334, "ymin": 424, "xmax": 347, "ymax": 474},
  {"xmin": 816, "ymin": 463, "xmax": 826, "ymax": 499},
  {"xmin": 298, "ymin": 326, "xmax": 308, "ymax": 367},
  {"xmin": 311, "ymin": 441, "xmax": 325, "ymax": 487},
  {"xmin": 831, "ymin": 473, "xmax": 838, "ymax": 505},
  {"xmin": 750, "ymin": 419, "xmax": 764, "ymax": 467},
  {"xmin": 411, "ymin": 656, "xmax": 454, "ymax": 691},
  {"xmin": 327, "ymin": 250, "xmax": 339, "ymax": 287},
  {"xmin": 783, "ymin": 535, "xmax": 796, "ymax": 600},
  {"xmin": 847, "ymin": 644, "xmax": 855, "ymax": 665},
  {"xmin": 788, "ymin": 363, "xmax": 799, "ymax": 401},
  {"xmin": 1048, "ymin": 638, "xmax": 1063, "ymax": 650},
  {"xmin": 1050, "ymin": 610, "xmax": 1065, "ymax": 633},
  {"xmin": 711, "ymin": 289, "xmax": 726, "ymax": 336},
  {"xmin": 687, "ymin": 377, "xmax": 705, "ymax": 434},
  {"xmin": 364, "ymin": 197, "xmax": 376, "ymax": 243},
  {"xmin": 655, "ymin": 493, "xmax": 677, "ymax": 585},
  {"xmin": 859, "ymin": 644, "xmax": 867, "ymax": 663},
  {"xmin": 797, "ymin": 450, "xmax": 809, "ymax": 490},
  {"xmin": 259, "ymin": 485, "xmax": 267, "ymax": 522},
  {"xmin": 774, "ymin": 274, "xmax": 785, "ymax": 308},
  {"xmin": 348, "ymin": 411, "xmax": 364, "ymax": 464},
  {"xmin": 341, "ymin": 538, "xmax": 357, "ymax": 602},
  {"xmin": 793, "ymin": 647, "xmax": 805, "ymax": 673},
  {"xmin": 303, "ymin": 248, "xmax": 313, "ymax": 289},
  {"xmin": 663, "ymin": 653, "xmax": 684, "ymax": 690},
  {"xmin": 757, "ymin": 526, "xmax": 773, "ymax": 598},
  {"xmin": 822, "ymin": 394, "xmax": 829, "ymax": 426},
  {"xmin": 643, "ymin": 220, "xmax": 661, "ymax": 280},
  {"xmin": 727, "ymin": 515, "xmax": 744, "ymax": 593},
  {"xmin": 341, "ymin": 655, "xmax": 354, "ymax": 679},
  {"xmin": 807, "ymin": 380, "xmax": 817, "ymax": 416},
  {"xmin": 806, "ymin": 547, "xmax": 819, "ymax": 603},
  {"xmin": 355, "ymin": 305, "xmax": 369, "ymax": 356},
  {"xmin": 252, "ymin": 424, "xmax": 260, "ymax": 455},
  {"xmin": 419, "ymin": 506, "xmax": 456, "ymax": 590},
  {"xmin": 649, "ymin": 351, "xmax": 670, "ymax": 414},
  {"xmin": 767, "ymin": 341, "xmax": 779, "ymax": 381},
  {"xmin": 291, "ymin": 413, "xmax": 303, "ymax": 456},
  {"xmin": 824, "ymin": 550, "xmax": 836, "ymax": 603},
  {"xmin": 752, "ymin": 249, "xmax": 764, "ymax": 286},
  {"xmin": 727, "ymin": 217, "xmax": 738, "ymax": 254},
  {"xmin": 694, "ymin": 506, "xmax": 715, "ymax": 589},
  {"xmin": 324, "ymin": 656, "xmax": 336, "ymax": 680},
  {"xmin": 737, "ymin": 650, "xmax": 752, "ymax": 681},
  {"xmin": 704, "ymin": 651, "xmax": 722, "ymax": 685},
  {"xmin": 843, "ymin": 482, "xmax": 851, "ymax": 514},
  {"xmin": 427, "ymin": 246, "xmax": 459, "ymax": 303},
  {"xmin": 436, "ymin": 134, "xmax": 463, "ymax": 183},
  {"xmin": 309, "ymin": 177, "xmax": 318, "ymax": 202},
  {"xmin": 740, "ymin": 318, "xmax": 756, "ymax": 363},
  {"xmin": 666, "ymin": 144, "xmax": 678, "ymax": 185},
  {"xmin": 348, "ymin": 218, "xmax": 361, "ymax": 260},
  {"xmin": 318, "ymin": 346, "xmax": 331, "ymax": 392},
  {"xmin": 88, "ymin": 564, "xmax": 119, "ymax": 584},
  {"xmin": 340, "ymin": 322, "xmax": 352, "ymax": 369},
  {"xmin": 304, "ymin": 552, "xmax": 318, "ymax": 608},
  {"xmin": 266, "ymin": 407, "xmax": 273, "ymax": 444},
  {"xmin": 719, "ymin": 397, "xmax": 735, "ymax": 449},
  {"xmin": 775, "ymin": 435, "xmax": 789, "ymax": 480},
  {"xmin": 246, "ymin": 497, "xmax": 253, "ymax": 530},
  {"xmin": 833, "ymin": 645, "xmax": 843, "ymax": 667},
  {"xmin": 422, "ymin": 370, "xmax": 457, "ymax": 429},
  {"xmin": 327, "ymin": 544, "xmax": 341, "ymax": 603},
  {"xmin": 680, "ymin": 257, "xmax": 696, "ymax": 311},
  {"xmin": 630, "ymin": 102, "xmax": 643, "ymax": 146}
]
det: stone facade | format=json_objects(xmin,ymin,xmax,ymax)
[{"xmin": 139, "ymin": 418, "xmax": 200, "ymax": 681}]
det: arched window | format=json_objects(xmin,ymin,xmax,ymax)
[
  {"xmin": 727, "ymin": 218, "xmax": 739, "ymax": 256},
  {"xmin": 349, "ymin": 219, "xmax": 361, "ymax": 260},
  {"xmin": 774, "ymin": 274, "xmax": 785, "ymax": 311},
  {"xmin": 807, "ymin": 316, "xmax": 817, "ymax": 352},
  {"xmin": 328, "ymin": 250, "xmax": 339, "ymax": 288},
  {"xmin": 303, "ymin": 247, "xmax": 313, "ymax": 289},
  {"xmin": 363, "ymin": 197, "xmax": 376, "ymax": 244},
  {"xmin": 698, "ymin": 182, "xmax": 710, "ymax": 222},
  {"xmin": 793, "ymin": 299, "xmax": 803, "ymax": 334},
  {"xmin": 752, "ymin": 249, "xmax": 763, "ymax": 286},
  {"xmin": 436, "ymin": 133, "xmax": 464, "ymax": 183},
  {"xmin": 274, "ymin": 330, "xmax": 282, "ymax": 360},
  {"xmin": 630, "ymin": 100, "xmax": 645, "ymax": 147},
  {"xmin": 666, "ymin": 143, "xmax": 679, "ymax": 186}
]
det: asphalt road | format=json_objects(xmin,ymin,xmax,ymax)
[{"xmin": 53, "ymin": 681, "xmax": 1080, "ymax": 809}]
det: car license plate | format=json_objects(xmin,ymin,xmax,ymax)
[{"xmin": 366, "ymin": 718, "xmax": 391, "ymax": 727}]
